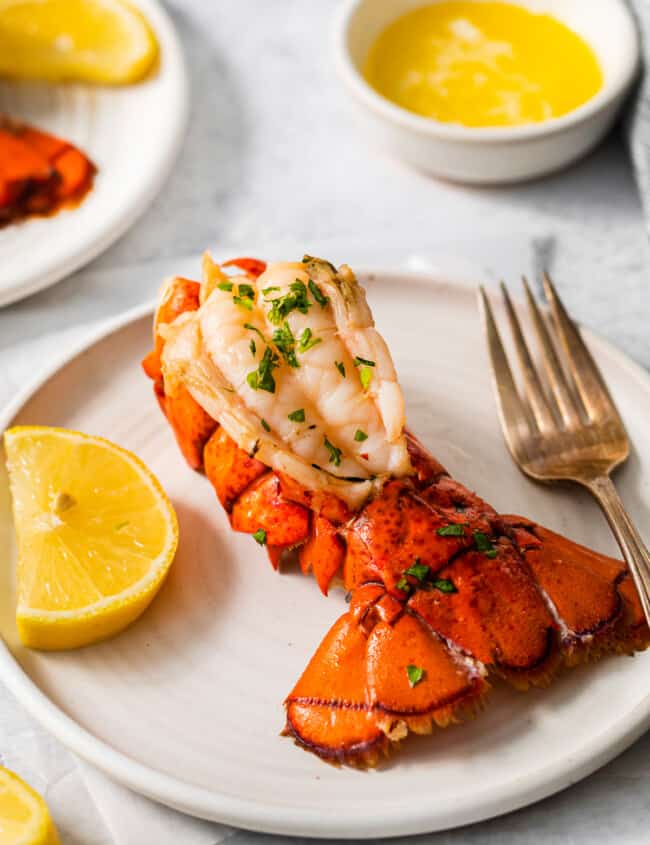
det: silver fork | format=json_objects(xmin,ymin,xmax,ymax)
[{"xmin": 478, "ymin": 274, "xmax": 650, "ymax": 626}]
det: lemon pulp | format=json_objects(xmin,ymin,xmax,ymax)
[
  {"xmin": 0, "ymin": 767, "xmax": 60, "ymax": 845},
  {"xmin": 364, "ymin": 1, "xmax": 603, "ymax": 127},
  {"xmin": 0, "ymin": 0, "xmax": 158, "ymax": 84},
  {"xmin": 4, "ymin": 426, "xmax": 178, "ymax": 650}
]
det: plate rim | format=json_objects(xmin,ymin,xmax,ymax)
[
  {"xmin": 1, "ymin": 270, "xmax": 650, "ymax": 837},
  {"xmin": 0, "ymin": 0, "xmax": 189, "ymax": 308}
]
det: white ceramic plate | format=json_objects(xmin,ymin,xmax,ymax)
[
  {"xmin": 0, "ymin": 0, "xmax": 187, "ymax": 307},
  {"xmin": 1, "ymin": 270, "xmax": 650, "ymax": 838}
]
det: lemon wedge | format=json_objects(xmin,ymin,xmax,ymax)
[
  {"xmin": 0, "ymin": 0, "xmax": 158, "ymax": 84},
  {"xmin": 0, "ymin": 767, "xmax": 60, "ymax": 845},
  {"xmin": 4, "ymin": 426, "xmax": 178, "ymax": 650}
]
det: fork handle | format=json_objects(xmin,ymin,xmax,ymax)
[{"xmin": 586, "ymin": 475, "xmax": 650, "ymax": 626}]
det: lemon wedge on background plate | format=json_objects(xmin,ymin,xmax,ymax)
[
  {"xmin": 0, "ymin": 766, "xmax": 60, "ymax": 845},
  {"xmin": 3, "ymin": 426, "xmax": 178, "ymax": 650},
  {"xmin": 0, "ymin": 0, "xmax": 158, "ymax": 84}
]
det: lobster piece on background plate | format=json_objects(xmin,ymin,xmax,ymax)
[
  {"xmin": 142, "ymin": 253, "xmax": 650, "ymax": 766},
  {"xmin": 0, "ymin": 118, "xmax": 95, "ymax": 225}
]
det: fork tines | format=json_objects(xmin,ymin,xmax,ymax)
[{"xmin": 478, "ymin": 274, "xmax": 628, "ymax": 471}]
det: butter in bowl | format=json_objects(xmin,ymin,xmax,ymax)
[{"xmin": 333, "ymin": 0, "xmax": 639, "ymax": 184}]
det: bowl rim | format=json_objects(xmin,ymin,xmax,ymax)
[{"xmin": 332, "ymin": 0, "xmax": 640, "ymax": 144}]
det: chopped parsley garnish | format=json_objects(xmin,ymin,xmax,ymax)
[
  {"xmin": 354, "ymin": 429, "xmax": 368, "ymax": 442},
  {"xmin": 359, "ymin": 366, "xmax": 373, "ymax": 390},
  {"xmin": 405, "ymin": 560, "xmax": 429, "ymax": 581},
  {"xmin": 249, "ymin": 338, "xmax": 256, "ymax": 356},
  {"xmin": 244, "ymin": 323, "xmax": 266, "ymax": 342},
  {"xmin": 233, "ymin": 295, "xmax": 253, "ymax": 311},
  {"xmin": 436, "ymin": 524, "xmax": 466, "ymax": 537},
  {"xmin": 298, "ymin": 327, "xmax": 322, "ymax": 353},
  {"xmin": 474, "ymin": 531, "xmax": 497, "ymax": 558},
  {"xmin": 262, "ymin": 286, "xmax": 280, "ymax": 295},
  {"xmin": 396, "ymin": 576, "xmax": 410, "ymax": 592},
  {"xmin": 217, "ymin": 281, "xmax": 233, "ymax": 292},
  {"xmin": 272, "ymin": 321, "xmax": 299, "ymax": 367},
  {"xmin": 261, "ymin": 418, "xmax": 271, "ymax": 432},
  {"xmin": 266, "ymin": 280, "xmax": 311, "ymax": 324},
  {"xmin": 432, "ymin": 578, "xmax": 457, "ymax": 594},
  {"xmin": 308, "ymin": 279, "xmax": 329, "ymax": 308},
  {"xmin": 335, "ymin": 360, "xmax": 346, "ymax": 377},
  {"xmin": 288, "ymin": 408, "xmax": 305, "ymax": 423},
  {"xmin": 252, "ymin": 528, "xmax": 267, "ymax": 545},
  {"xmin": 238, "ymin": 283, "xmax": 255, "ymax": 300},
  {"xmin": 406, "ymin": 665, "xmax": 425, "ymax": 687},
  {"xmin": 324, "ymin": 437, "xmax": 342, "ymax": 467},
  {"xmin": 247, "ymin": 347, "xmax": 279, "ymax": 393},
  {"xmin": 353, "ymin": 356, "xmax": 375, "ymax": 368}
]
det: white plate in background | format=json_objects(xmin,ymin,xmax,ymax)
[
  {"xmin": 0, "ymin": 269, "xmax": 649, "ymax": 836},
  {"xmin": 0, "ymin": 0, "xmax": 187, "ymax": 307}
]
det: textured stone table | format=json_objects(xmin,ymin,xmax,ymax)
[{"xmin": 1, "ymin": 1, "xmax": 649, "ymax": 842}]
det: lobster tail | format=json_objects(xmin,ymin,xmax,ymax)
[
  {"xmin": 143, "ymin": 263, "xmax": 650, "ymax": 768},
  {"xmin": 284, "ymin": 584, "xmax": 488, "ymax": 766}
]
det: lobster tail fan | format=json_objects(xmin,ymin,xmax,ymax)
[
  {"xmin": 284, "ymin": 585, "xmax": 489, "ymax": 765},
  {"xmin": 284, "ymin": 610, "xmax": 389, "ymax": 767},
  {"xmin": 503, "ymin": 516, "xmax": 650, "ymax": 661}
]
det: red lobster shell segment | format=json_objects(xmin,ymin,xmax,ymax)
[
  {"xmin": 0, "ymin": 120, "xmax": 95, "ymax": 225},
  {"xmin": 143, "ymin": 263, "xmax": 649, "ymax": 767}
]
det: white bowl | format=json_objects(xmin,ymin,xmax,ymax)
[{"xmin": 333, "ymin": 0, "xmax": 639, "ymax": 184}]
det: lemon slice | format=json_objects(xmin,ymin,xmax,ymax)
[
  {"xmin": 0, "ymin": 767, "xmax": 60, "ymax": 845},
  {"xmin": 4, "ymin": 426, "xmax": 178, "ymax": 650},
  {"xmin": 0, "ymin": 0, "xmax": 158, "ymax": 84}
]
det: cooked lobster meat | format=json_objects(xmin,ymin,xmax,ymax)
[
  {"xmin": 142, "ymin": 254, "xmax": 649, "ymax": 766},
  {"xmin": 0, "ymin": 118, "xmax": 95, "ymax": 225}
]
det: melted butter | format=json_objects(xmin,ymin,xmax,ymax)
[{"xmin": 364, "ymin": 2, "xmax": 603, "ymax": 127}]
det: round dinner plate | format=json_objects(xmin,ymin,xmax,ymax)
[
  {"xmin": 0, "ymin": 0, "xmax": 187, "ymax": 307},
  {"xmin": 1, "ymin": 270, "xmax": 649, "ymax": 838}
]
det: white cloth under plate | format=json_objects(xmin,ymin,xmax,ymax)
[{"xmin": 0, "ymin": 685, "xmax": 113, "ymax": 845}]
